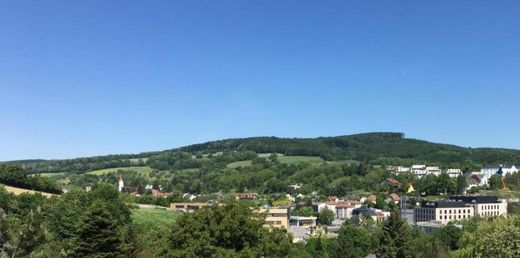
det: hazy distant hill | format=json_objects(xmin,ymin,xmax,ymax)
[{"xmin": 5, "ymin": 132, "xmax": 520, "ymax": 174}]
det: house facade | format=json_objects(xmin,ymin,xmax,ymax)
[{"xmin": 414, "ymin": 195, "xmax": 507, "ymax": 224}]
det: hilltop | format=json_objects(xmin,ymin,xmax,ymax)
[{"xmin": 5, "ymin": 132, "xmax": 520, "ymax": 175}]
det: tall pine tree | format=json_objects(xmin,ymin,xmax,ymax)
[
  {"xmin": 377, "ymin": 211, "xmax": 412, "ymax": 258},
  {"xmin": 72, "ymin": 201, "xmax": 122, "ymax": 257}
]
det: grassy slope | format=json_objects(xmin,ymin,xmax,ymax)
[
  {"xmin": 86, "ymin": 166, "xmax": 153, "ymax": 176},
  {"xmin": 1, "ymin": 184, "xmax": 55, "ymax": 197},
  {"xmin": 131, "ymin": 207, "xmax": 180, "ymax": 256},
  {"xmin": 38, "ymin": 172, "xmax": 67, "ymax": 177},
  {"xmin": 132, "ymin": 207, "xmax": 180, "ymax": 226},
  {"xmin": 226, "ymin": 155, "xmax": 325, "ymax": 168}
]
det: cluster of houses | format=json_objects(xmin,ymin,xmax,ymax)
[
  {"xmin": 169, "ymin": 192, "xmax": 405, "ymax": 242},
  {"xmin": 388, "ymin": 164, "xmax": 519, "ymax": 191},
  {"xmin": 387, "ymin": 165, "xmax": 462, "ymax": 178}
]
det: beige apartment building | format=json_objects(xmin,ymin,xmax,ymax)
[
  {"xmin": 449, "ymin": 196, "xmax": 507, "ymax": 218},
  {"xmin": 256, "ymin": 207, "xmax": 290, "ymax": 228},
  {"xmin": 414, "ymin": 195, "xmax": 507, "ymax": 223},
  {"xmin": 415, "ymin": 201, "xmax": 474, "ymax": 223}
]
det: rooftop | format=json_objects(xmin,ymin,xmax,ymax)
[{"xmin": 449, "ymin": 195, "xmax": 500, "ymax": 204}]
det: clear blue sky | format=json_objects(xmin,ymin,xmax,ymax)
[{"xmin": 1, "ymin": 1, "xmax": 519, "ymax": 161}]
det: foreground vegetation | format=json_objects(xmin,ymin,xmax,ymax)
[{"xmin": 2, "ymin": 180, "xmax": 520, "ymax": 258}]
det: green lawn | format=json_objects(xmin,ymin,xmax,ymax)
[
  {"xmin": 86, "ymin": 166, "xmax": 153, "ymax": 176},
  {"xmin": 277, "ymin": 155, "xmax": 323, "ymax": 164},
  {"xmin": 226, "ymin": 155, "xmax": 324, "ymax": 168},
  {"xmin": 132, "ymin": 207, "xmax": 180, "ymax": 227},
  {"xmin": 227, "ymin": 160, "xmax": 253, "ymax": 168},
  {"xmin": 131, "ymin": 207, "xmax": 181, "ymax": 256},
  {"xmin": 37, "ymin": 172, "xmax": 68, "ymax": 177}
]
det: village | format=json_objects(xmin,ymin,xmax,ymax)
[{"xmin": 110, "ymin": 164, "xmax": 517, "ymax": 243}]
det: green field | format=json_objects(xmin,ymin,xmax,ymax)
[
  {"xmin": 227, "ymin": 160, "xmax": 253, "ymax": 168},
  {"xmin": 132, "ymin": 207, "xmax": 180, "ymax": 226},
  {"xmin": 277, "ymin": 155, "xmax": 323, "ymax": 164},
  {"xmin": 226, "ymin": 155, "xmax": 324, "ymax": 168},
  {"xmin": 37, "ymin": 172, "xmax": 68, "ymax": 177},
  {"xmin": 86, "ymin": 166, "xmax": 153, "ymax": 176}
]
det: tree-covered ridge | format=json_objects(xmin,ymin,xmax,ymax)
[{"xmin": 5, "ymin": 132, "xmax": 520, "ymax": 174}]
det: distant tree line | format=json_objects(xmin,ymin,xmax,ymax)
[
  {"xmin": 6, "ymin": 133, "xmax": 520, "ymax": 176},
  {"xmin": 0, "ymin": 165, "xmax": 61, "ymax": 194}
]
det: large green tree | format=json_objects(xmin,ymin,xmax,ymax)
[
  {"xmin": 377, "ymin": 211, "xmax": 412, "ymax": 258},
  {"xmin": 335, "ymin": 222, "xmax": 373, "ymax": 258},
  {"xmin": 317, "ymin": 207, "xmax": 335, "ymax": 226},
  {"xmin": 167, "ymin": 201, "xmax": 293, "ymax": 257},
  {"xmin": 72, "ymin": 201, "xmax": 122, "ymax": 257}
]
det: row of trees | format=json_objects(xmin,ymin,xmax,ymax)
[
  {"xmin": 9, "ymin": 132, "xmax": 520, "ymax": 175},
  {"xmin": 0, "ymin": 183, "xmax": 137, "ymax": 257},
  {"xmin": 0, "ymin": 165, "xmax": 61, "ymax": 194}
]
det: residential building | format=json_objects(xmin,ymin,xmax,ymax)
[
  {"xmin": 257, "ymin": 207, "xmax": 290, "ymax": 228},
  {"xmin": 352, "ymin": 206, "xmax": 390, "ymax": 222},
  {"xmin": 387, "ymin": 166, "xmax": 411, "ymax": 175},
  {"xmin": 449, "ymin": 195, "xmax": 507, "ymax": 218},
  {"xmin": 411, "ymin": 165, "xmax": 442, "ymax": 178},
  {"xmin": 415, "ymin": 201, "xmax": 473, "ymax": 223},
  {"xmin": 314, "ymin": 199, "xmax": 361, "ymax": 220},
  {"xmin": 289, "ymin": 216, "xmax": 317, "ymax": 228},
  {"xmin": 445, "ymin": 168, "xmax": 462, "ymax": 178},
  {"xmin": 387, "ymin": 193, "xmax": 400, "ymax": 204},
  {"xmin": 381, "ymin": 178, "xmax": 401, "ymax": 190},
  {"xmin": 414, "ymin": 195, "xmax": 507, "ymax": 223},
  {"xmin": 237, "ymin": 192, "xmax": 258, "ymax": 200},
  {"xmin": 426, "ymin": 166, "xmax": 442, "ymax": 176},
  {"xmin": 335, "ymin": 201, "xmax": 362, "ymax": 220}
]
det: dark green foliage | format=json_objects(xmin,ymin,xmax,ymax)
[
  {"xmin": 507, "ymin": 202, "xmax": 520, "ymax": 215},
  {"xmin": 488, "ymin": 174, "xmax": 502, "ymax": 190},
  {"xmin": 0, "ymin": 164, "xmax": 61, "ymax": 194},
  {"xmin": 72, "ymin": 201, "xmax": 122, "ymax": 257},
  {"xmin": 456, "ymin": 175, "xmax": 467, "ymax": 194},
  {"xmin": 377, "ymin": 211, "xmax": 413, "ymax": 258},
  {"xmin": 0, "ymin": 208, "xmax": 13, "ymax": 257},
  {"xmin": 167, "ymin": 201, "xmax": 293, "ymax": 257},
  {"xmin": 11, "ymin": 207, "xmax": 48, "ymax": 257},
  {"xmin": 317, "ymin": 207, "xmax": 335, "ymax": 226},
  {"xmin": 433, "ymin": 223, "xmax": 463, "ymax": 250},
  {"xmin": 335, "ymin": 222, "xmax": 373, "ymax": 258}
]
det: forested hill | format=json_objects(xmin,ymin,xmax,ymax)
[{"xmin": 5, "ymin": 132, "xmax": 520, "ymax": 174}]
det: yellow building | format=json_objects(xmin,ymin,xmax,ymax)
[{"xmin": 256, "ymin": 207, "xmax": 289, "ymax": 228}]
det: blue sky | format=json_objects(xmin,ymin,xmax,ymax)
[{"xmin": 1, "ymin": 1, "xmax": 519, "ymax": 160}]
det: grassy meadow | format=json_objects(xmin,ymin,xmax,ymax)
[{"xmin": 86, "ymin": 166, "xmax": 153, "ymax": 176}]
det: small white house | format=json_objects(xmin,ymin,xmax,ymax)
[{"xmin": 445, "ymin": 168, "xmax": 462, "ymax": 178}]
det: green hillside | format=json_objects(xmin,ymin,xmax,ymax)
[
  {"xmin": 86, "ymin": 166, "xmax": 153, "ymax": 176},
  {"xmin": 5, "ymin": 132, "xmax": 520, "ymax": 175}
]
